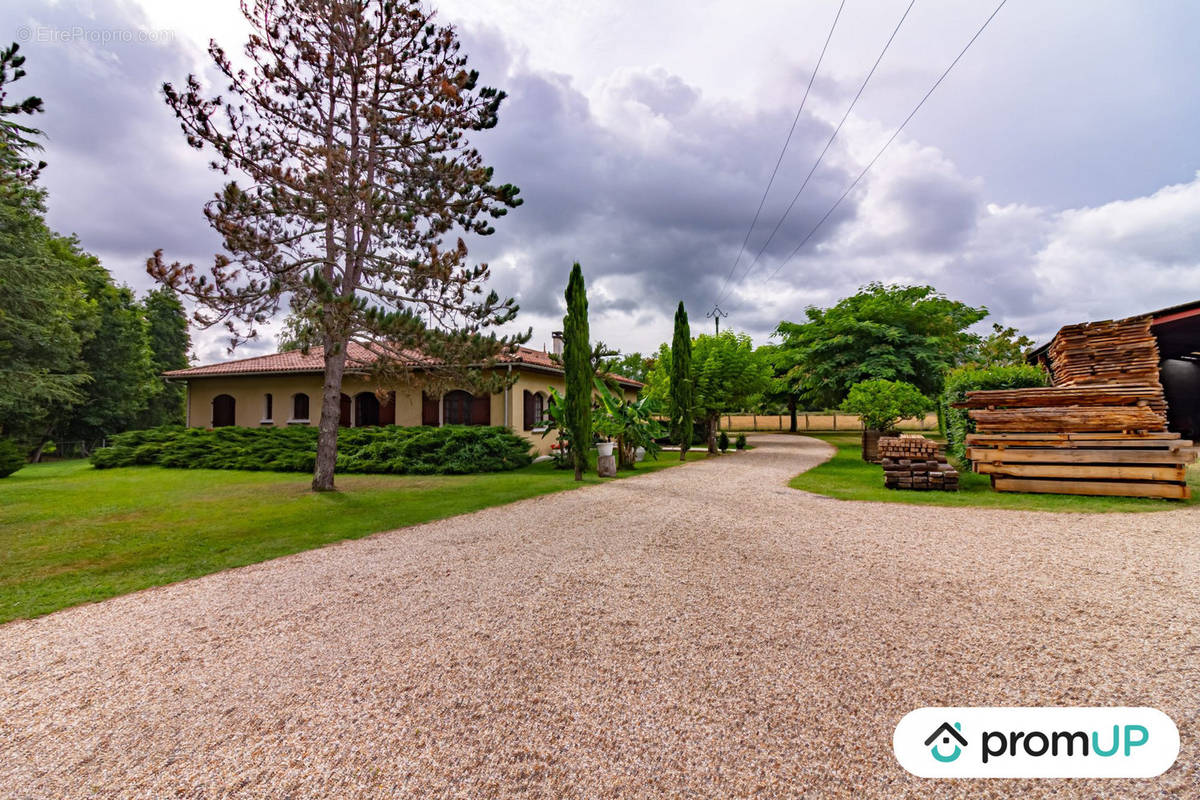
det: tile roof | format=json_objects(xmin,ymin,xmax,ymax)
[{"xmin": 164, "ymin": 343, "xmax": 643, "ymax": 387}]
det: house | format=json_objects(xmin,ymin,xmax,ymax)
[{"xmin": 163, "ymin": 333, "xmax": 642, "ymax": 456}]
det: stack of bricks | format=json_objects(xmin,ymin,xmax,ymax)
[{"xmin": 879, "ymin": 434, "xmax": 959, "ymax": 491}]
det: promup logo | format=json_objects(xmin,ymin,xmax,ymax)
[
  {"xmin": 894, "ymin": 707, "xmax": 1179, "ymax": 778},
  {"xmin": 924, "ymin": 722, "xmax": 967, "ymax": 762}
]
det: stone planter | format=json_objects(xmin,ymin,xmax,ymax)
[{"xmin": 596, "ymin": 441, "xmax": 616, "ymax": 457}]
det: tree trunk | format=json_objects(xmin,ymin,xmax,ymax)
[
  {"xmin": 312, "ymin": 335, "xmax": 350, "ymax": 492},
  {"xmin": 707, "ymin": 414, "xmax": 718, "ymax": 454},
  {"xmin": 788, "ymin": 398, "xmax": 798, "ymax": 432}
]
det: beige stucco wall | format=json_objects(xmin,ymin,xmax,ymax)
[{"xmin": 179, "ymin": 368, "xmax": 640, "ymax": 458}]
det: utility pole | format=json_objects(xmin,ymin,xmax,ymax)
[{"xmin": 707, "ymin": 304, "xmax": 728, "ymax": 335}]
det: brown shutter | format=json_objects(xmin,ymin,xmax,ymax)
[
  {"xmin": 422, "ymin": 392, "xmax": 439, "ymax": 426},
  {"xmin": 379, "ymin": 391, "xmax": 395, "ymax": 425},
  {"xmin": 470, "ymin": 393, "xmax": 491, "ymax": 426},
  {"xmin": 523, "ymin": 390, "xmax": 534, "ymax": 430},
  {"xmin": 339, "ymin": 393, "xmax": 351, "ymax": 427}
]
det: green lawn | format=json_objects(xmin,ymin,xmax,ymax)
[
  {"xmin": 0, "ymin": 453, "xmax": 705, "ymax": 623},
  {"xmin": 790, "ymin": 432, "xmax": 1200, "ymax": 513}
]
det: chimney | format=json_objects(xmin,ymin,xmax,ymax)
[{"xmin": 551, "ymin": 331, "xmax": 564, "ymax": 357}]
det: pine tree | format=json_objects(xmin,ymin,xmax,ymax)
[
  {"xmin": 152, "ymin": 0, "xmax": 525, "ymax": 491},
  {"xmin": 669, "ymin": 301, "xmax": 693, "ymax": 460},
  {"xmin": 562, "ymin": 263, "xmax": 591, "ymax": 481}
]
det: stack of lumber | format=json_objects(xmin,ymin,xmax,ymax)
[
  {"xmin": 1048, "ymin": 316, "xmax": 1168, "ymax": 419},
  {"xmin": 961, "ymin": 385, "xmax": 1167, "ymax": 434},
  {"xmin": 965, "ymin": 432, "xmax": 1195, "ymax": 500},
  {"xmin": 879, "ymin": 435, "xmax": 959, "ymax": 491},
  {"xmin": 953, "ymin": 313, "xmax": 1198, "ymax": 500}
]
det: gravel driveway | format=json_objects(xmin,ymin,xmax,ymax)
[{"xmin": 1, "ymin": 434, "xmax": 1197, "ymax": 798}]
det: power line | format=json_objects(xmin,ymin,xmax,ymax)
[
  {"xmin": 714, "ymin": 0, "xmax": 847, "ymax": 305},
  {"xmin": 717, "ymin": 0, "xmax": 916, "ymax": 306},
  {"xmin": 761, "ymin": 0, "xmax": 1009, "ymax": 285}
]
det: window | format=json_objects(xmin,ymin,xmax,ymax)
[
  {"xmin": 523, "ymin": 390, "xmax": 547, "ymax": 430},
  {"xmin": 533, "ymin": 392, "xmax": 545, "ymax": 426},
  {"xmin": 263, "ymin": 393, "xmax": 273, "ymax": 423},
  {"xmin": 212, "ymin": 394, "xmax": 236, "ymax": 427},
  {"xmin": 444, "ymin": 390, "xmax": 472, "ymax": 425},
  {"xmin": 292, "ymin": 393, "xmax": 310, "ymax": 422}
]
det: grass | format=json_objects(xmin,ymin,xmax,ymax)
[
  {"xmin": 789, "ymin": 432, "xmax": 1199, "ymax": 513},
  {"xmin": 0, "ymin": 452, "xmax": 706, "ymax": 623}
]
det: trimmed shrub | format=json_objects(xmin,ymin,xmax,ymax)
[
  {"xmin": 0, "ymin": 438, "xmax": 24, "ymax": 478},
  {"xmin": 92, "ymin": 425, "xmax": 533, "ymax": 475},
  {"xmin": 717, "ymin": 430, "xmax": 730, "ymax": 452},
  {"xmin": 735, "ymin": 433, "xmax": 747, "ymax": 450},
  {"xmin": 940, "ymin": 364, "xmax": 1048, "ymax": 464}
]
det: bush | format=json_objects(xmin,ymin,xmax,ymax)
[
  {"xmin": 840, "ymin": 379, "xmax": 929, "ymax": 431},
  {"xmin": 735, "ymin": 433, "xmax": 747, "ymax": 450},
  {"xmin": 91, "ymin": 425, "xmax": 534, "ymax": 475},
  {"xmin": 717, "ymin": 430, "xmax": 730, "ymax": 452},
  {"xmin": 940, "ymin": 363, "xmax": 1048, "ymax": 464},
  {"xmin": 0, "ymin": 438, "xmax": 24, "ymax": 478}
]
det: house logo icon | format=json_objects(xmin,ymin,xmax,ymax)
[{"xmin": 924, "ymin": 721, "xmax": 967, "ymax": 762}]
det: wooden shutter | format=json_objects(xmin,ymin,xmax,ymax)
[
  {"xmin": 379, "ymin": 391, "xmax": 395, "ymax": 425},
  {"xmin": 422, "ymin": 392, "xmax": 439, "ymax": 426},
  {"xmin": 339, "ymin": 393, "xmax": 351, "ymax": 427},
  {"xmin": 523, "ymin": 390, "xmax": 534, "ymax": 430},
  {"xmin": 470, "ymin": 393, "xmax": 491, "ymax": 426}
]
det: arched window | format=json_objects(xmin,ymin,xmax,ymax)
[
  {"xmin": 444, "ymin": 390, "xmax": 473, "ymax": 425},
  {"xmin": 523, "ymin": 390, "xmax": 547, "ymax": 430},
  {"xmin": 354, "ymin": 392, "xmax": 380, "ymax": 427},
  {"xmin": 263, "ymin": 393, "xmax": 273, "ymax": 423},
  {"xmin": 292, "ymin": 393, "xmax": 310, "ymax": 422},
  {"xmin": 212, "ymin": 394, "xmax": 236, "ymax": 427}
]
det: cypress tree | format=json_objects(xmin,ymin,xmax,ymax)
[
  {"xmin": 562, "ymin": 263, "xmax": 592, "ymax": 481},
  {"xmin": 669, "ymin": 301, "xmax": 694, "ymax": 460}
]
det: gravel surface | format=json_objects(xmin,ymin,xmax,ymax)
[{"xmin": 1, "ymin": 434, "xmax": 1197, "ymax": 798}]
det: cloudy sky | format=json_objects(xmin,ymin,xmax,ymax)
[{"xmin": 6, "ymin": 0, "xmax": 1200, "ymax": 363}]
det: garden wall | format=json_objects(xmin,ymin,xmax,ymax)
[{"xmin": 715, "ymin": 412, "xmax": 938, "ymax": 432}]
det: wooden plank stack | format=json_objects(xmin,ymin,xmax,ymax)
[
  {"xmin": 1048, "ymin": 316, "xmax": 1169, "ymax": 418},
  {"xmin": 879, "ymin": 435, "xmax": 959, "ymax": 491},
  {"xmin": 957, "ymin": 315, "xmax": 1196, "ymax": 500}
]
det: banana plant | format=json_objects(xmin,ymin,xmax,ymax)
[{"xmin": 592, "ymin": 377, "xmax": 665, "ymax": 469}]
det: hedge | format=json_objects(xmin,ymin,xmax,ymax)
[
  {"xmin": 91, "ymin": 425, "xmax": 534, "ymax": 475},
  {"xmin": 940, "ymin": 364, "xmax": 1048, "ymax": 464}
]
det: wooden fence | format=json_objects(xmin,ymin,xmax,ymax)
[{"xmin": 715, "ymin": 412, "xmax": 938, "ymax": 432}]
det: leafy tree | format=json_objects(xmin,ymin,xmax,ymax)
[
  {"xmin": 153, "ymin": 0, "xmax": 525, "ymax": 491},
  {"xmin": 757, "ymin": 342, "xmax": 803, "ymax": 431},
  {"xmin": 603, "ymin": 351, "xmax": 653, "ymax": 384},
  {"xmin": 140, "ymin": 286, "xmax": 191, "ymax": 428},
  {"xmin": 692, "ymin": 331, "xmax": 769, "ymax": 454},
  {"xmin": 775, "ymin": 283, "xmax": 987, "ymax": 409},
  {"xmin": 562, "ymin": 263, "xmax": 592, "ymax": 480},
  {"xmin": 966, "ymin": 322, "xmax": 1035, "ymax": 368},
  {"xmin": 840, "ymin": 379, "xmax": 929, "ymax": 461},
  {"xmin": 53, "ymin": 247, "xmax": 157, "ymax": 450},
  {"xmin": 0, "ymin": 53, "xmax": 91, "ymax": 447},
  {"xmin": 840, "ymin": 379, "xmax": 929, "ymax": 432},
  {"xmin": 668, "ymin": 302, "xmax": 694, "ymax": 459}
]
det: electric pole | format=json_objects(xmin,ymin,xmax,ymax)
[{"xmin": 707, "ymin": 304, "xmax": 728, "ymax": 334}]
